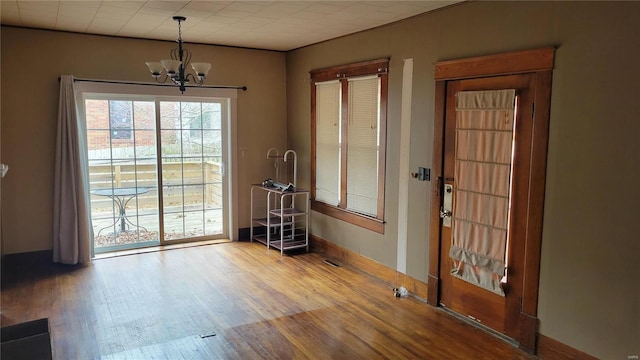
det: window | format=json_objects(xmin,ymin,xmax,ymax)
[
  {"xmin": 310, "ymin": 59, "xmax": 388, "ymax": 233},
  {"xmin": 109, "ymin": 100, "xmax": 133, "ymax": 139}
]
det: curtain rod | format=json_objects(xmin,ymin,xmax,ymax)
[{"xmin": 59, "ymin": 76, "xmax": 247, "ymax": 91}]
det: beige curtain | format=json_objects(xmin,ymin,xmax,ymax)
[
  {"xmin": 53, "ymin": 75, "xmax": 92, "ymax": 264},
  {"xmin": 450, "ymin": 89, "xmax": 516, "ymax": 296}
]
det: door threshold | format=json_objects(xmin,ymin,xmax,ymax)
[
  {"xmin": 93, "ymin": 239, "xmax": 232, "ymax": 260},
  {"xmin": 438, "ymin": 306, "xmax": 519, "ymax": 347}
]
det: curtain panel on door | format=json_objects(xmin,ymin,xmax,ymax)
[{"xmin": 450, "ymin": 89, "xmax": 516, "ymax": 296}]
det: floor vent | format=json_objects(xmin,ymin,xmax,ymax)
[
  {"xmin": 199, "ymin": 332, "xmax": 217, "ymax": 339},
  {"xmin": 323, "ymin": 259, "xmax": 341, "ymax": 267}
]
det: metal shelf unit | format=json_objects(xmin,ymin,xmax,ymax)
[{"xmin": 250, "ymin": 185, "xmax": 309, "ymax": 255}]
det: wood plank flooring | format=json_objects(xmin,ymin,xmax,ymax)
[{"xmin": 1, "ymin": 242, "xmax": 537, "ymax": 359}]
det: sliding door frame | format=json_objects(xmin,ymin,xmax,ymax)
[{"xmin": 75, "ymin": 82, "xmax": 240, "ymax": 256}]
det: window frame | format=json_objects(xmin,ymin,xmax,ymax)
[
  {"xmin": 310, "ymin": 58, "xmax": 389, "ymax": 234},
  {"xmin": 75, "ymin": 81, "xmax": 241, "ymax": 252}
]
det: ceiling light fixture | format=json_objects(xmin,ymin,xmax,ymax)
[{"xmin": 145, "ymin": 16, "xmax": 211, "ymax": 94}]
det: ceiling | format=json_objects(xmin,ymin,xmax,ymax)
[{"xmin": 0, "ymin": 1, "xmax": 461, "ymax": 51}]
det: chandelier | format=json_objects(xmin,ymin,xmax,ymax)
[{"xmin": 145, "ymin": 16, "xmax": 211, "ymax": 94}]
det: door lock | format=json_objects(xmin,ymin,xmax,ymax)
[{"xmin": 441, "ymin": 183, "xmax": 453, "ymax": 227}]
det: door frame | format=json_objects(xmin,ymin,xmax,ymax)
[
  {"xmin": 75, "ymin": 81, "xmax": 241, "ymax": 256},
  {"xmin": 427, "ymin": 47, "xmax": 555, "ymax": 353},
  {"xmin": 155, "ymin": 97, "xmax": 232, "ymax": 245}
]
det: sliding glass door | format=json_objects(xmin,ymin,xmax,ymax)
[
  {"xmin": 84, "ymin": 94, "xmax": 229, "ymax": 253},
  {"xmin": 159, "ymin": 100, "xmax": 226, "ymax": 241}
]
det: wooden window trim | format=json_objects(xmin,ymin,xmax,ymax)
[
  {"xmin": 339, "ymin": 79, "xmax": 349, "ymax": 209},
  {"xmin": 310, "ymin": 58, "xmax": 389, "ymax": 234},
  {"xmin": 311, "ymin": 200, "xmax": 384, "ymax": 233},
  {"xmin": 311, "ymin": 58, "xmax": 389, "ymax": 81}
]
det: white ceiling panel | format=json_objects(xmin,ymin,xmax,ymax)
[{"xmin": 1, "ymin": 0, "xmax": 463, "ymax": 51}]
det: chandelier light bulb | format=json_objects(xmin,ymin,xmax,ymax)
[
  {"xmin": 161, "ymin": 59, "xmax": 182, "ymax": 75},
  {"xmin": 145, "ymin": 62, "xmax": 164, "ymax": 77},
  {"xmin": 191, "ymin": 62, "xmax": 212, "ymax": 78}
]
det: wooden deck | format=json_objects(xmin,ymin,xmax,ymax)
[
  {"xmin": 88, "ymin": 160, "xmax": 225, "ymax": 251},
  {"xmin": 0, "ymin": 242, "xmax": 536, "ymax": 359},
  {"xmin": 91, "ymin": 205, "xmax": 224, "ymax": 251}
]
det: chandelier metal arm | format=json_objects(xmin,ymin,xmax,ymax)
[
  {"xmin": 145, "ymin": 16, "xmax": 211, "ymax": 94},
  {"xmin": 151, "ymin": 74, "xmax": 171, "ymax": 84},
  {"xmin": 186, "ymin": 73, "xmax": 204, "ymax": 84}
]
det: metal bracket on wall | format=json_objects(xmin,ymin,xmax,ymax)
[{"xmin": 411, "ymin": 167, "xmax": 430, "ymax": 181}]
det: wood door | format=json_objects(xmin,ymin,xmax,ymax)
[
  {"xmin": 438, "ymin": 74, "xmax": 535, "ymax": 335},
  {"xmin": 428, "ymin": 48, "xmax": 554, "ymax": 352}
]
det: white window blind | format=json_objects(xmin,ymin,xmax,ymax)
[
  {"xmin": 310, "ymin": 58, "xmax": 388, "ymax": 232},
  {"xmin": 346, "ymin": 76, "xmax": 380, "ymax": 216},
  {"xmin": 315, "ymin": 80, "xmax": 341, "ymax": 206}
]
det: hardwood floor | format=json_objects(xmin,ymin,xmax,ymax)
[{"xmin": 1, "ymin": 242, "xmax": 537, "ymax": 359}]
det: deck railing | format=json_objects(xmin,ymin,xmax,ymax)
[{"xmin": 89, "ymin": 161, "xmax": 223, "ymax": 212}]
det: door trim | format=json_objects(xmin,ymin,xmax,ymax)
[
  {"xmin": 428, "ymin": 47, "xmax": 555, "ymax": 353},
  {"xmin": 434, "ymin": 47, "xmax": 555, "ymax": 80}
]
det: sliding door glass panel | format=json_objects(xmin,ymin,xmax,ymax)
[
  {"xmin": 160, "ymin": 100, "xmax": 226, "ymax": 241},
  {"xmin": 84, "ymin": 93, "xmax": 229, "ymax": 252},
  {"xmin": 202, "ymin": 102, "xmax": 225, "ymax": 236},
  {"xmin": 85, "ymin": 98, "xmax": 160, "ymax": 253}
]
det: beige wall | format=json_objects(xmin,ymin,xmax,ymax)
[
  {"xmin": 0, "ymin": 26, "xmax": 288, "ymax": 253},
  {"xmin": 286, "ymin": 1, "xmax": 639, "ymax": 359},
  {"xmin": 2, "ymin": 1, "xmax": 639, "ymax": 358}
]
